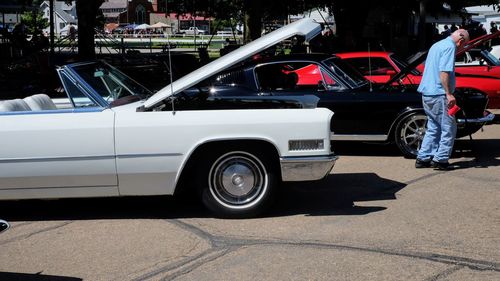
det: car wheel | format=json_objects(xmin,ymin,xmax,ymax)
[
  {"xmin": 198, "ymin": 148, "xmax": 277, "ymax": 218},
  {"xmin": 395, "ymin": 113, "xmax": 427, "ymax": 158}
]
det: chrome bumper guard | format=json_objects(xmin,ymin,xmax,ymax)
[
  {"xmin": 280, "ymin": 154, "xmax": 338, "ymax": 182},
  {"xmin": 457, "ymin": 111, "xmax": 495, "ymax": 124}
]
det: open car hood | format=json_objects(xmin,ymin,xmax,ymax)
[
  {"xmin": 382, "ymin": 51, "xmax": 428, "ymax": 89},
  {"xmin": 143, "ymin": 18, "xmax": 322, "ymax": 109},
  {"xmin": 457, "ymin": 30, "xmax": 500, "ymax": 56}
]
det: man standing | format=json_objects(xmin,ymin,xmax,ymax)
[{"xmin": 415, "ymin": 29, "xmax": 470, "ymax": 170}]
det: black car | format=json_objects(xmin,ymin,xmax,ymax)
[{"xmin": 182, "ymin": 53, "xmax": 494, "ymax": 158}]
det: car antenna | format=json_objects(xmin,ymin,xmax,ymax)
[
  {"xmin": 165, "ymin": 8, "xmax": 176, "ymax": 115},
  {"xmin": 368, "ymin": 43, "xmax": 373, "ymax": 92},
  {"xmin": 167, "ymin": 37, "xmax": 177, "ymax": 114}
]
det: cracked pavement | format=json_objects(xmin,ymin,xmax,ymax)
[{"xmin": 0, "ymin": 121, "xmax": 499, "ymax": 281}]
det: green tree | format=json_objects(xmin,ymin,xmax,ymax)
[{"xmin": 20, "ymin": 10, "xmax": 49, "ymax": 34}]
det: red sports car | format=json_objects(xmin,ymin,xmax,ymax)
[
  {"xmin": 336, "ymin": 51, "xmax": 500, "ymax": 108},
  {"xmin": 453, "ymin": 31, "xmax": 500, "ymax": 79},
  {"xmin": 414, "ymin": 31, "xmax": 500, "ymax": 78}
]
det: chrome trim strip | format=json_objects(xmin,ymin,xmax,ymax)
[
  {"xmin": 0, "ymin": 107, "xmax": 104, "ymax": 116},
  {"xmin": 280, "ymin": 154, "xmax": 338, "ymax": 181},
  {"xmin": 117, "ymin": 153, "xmax": 182, "ymax": 159},
  {"xmin": 330, "ymin": 133, "xmax": 388, "ymax": 141},
  {"xmin": 0, "ymin": 153, "xmax": 183, "ymax": 163},
  {"xmin": 0, "ymin": 155, "xmax": 115, "ymax": 163},
  {"xmin": 0, "ymin": 185, "xmax": 117, "ymax": 191},
  {"xmin": 457, "ymin": 112, "xmax": 495, "ymax": 124}
]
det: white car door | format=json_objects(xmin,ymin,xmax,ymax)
[
  {"xmin": 0, "ymin": 108, "xmax": 117, "ymax": 199},
  {"xmin": 0, "ymin": 72, "xmax": 118, "ymax": 200}
]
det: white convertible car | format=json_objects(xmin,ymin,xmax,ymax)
[{"xmin": 0, "ymin": 18, "xmax": 337, "ymax": 217}]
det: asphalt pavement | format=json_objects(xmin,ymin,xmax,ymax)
[{"xmin": 0, "ymin": 120, "xmax": 499, "ymax": 281}]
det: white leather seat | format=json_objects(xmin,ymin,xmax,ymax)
[
  {"xmin": 0, "ymin": 99, "xmax": 32, "ymax": 112},
  {"xmin": 23, "ymin": 94, "xmax": 57, "ymax": 111}
]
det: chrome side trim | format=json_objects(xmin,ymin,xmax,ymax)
[
  {"xmin": 0, "ymin": 155, "xmax": 115, "ymax": 163},
  {"xmin": 0, "ymin": 153, "xmax": 183, "ymax": 163},
  {"xmin": 330, "ymin": 133, "xmax": 388, "ymax": 141},
  {"xmin": 280, "ymin": 154, "xmax": 338, "ymax": 181},
  {"xmin": 0, "ymin": 107, "xmax": 104, "ymax": 116},
  {"xmin": 457, "ymin": 112, "xmax": 495, "ymax": 124},
  {"xmin": 117, "ymin": 153, "xmax": 182, "ymax": 159}
]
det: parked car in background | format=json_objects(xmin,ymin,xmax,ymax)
[
  {"xmin": 217, "ymin": 27, "xmax": 238, "ymax": 37},
  {"xmin": 188, "ymin": 51, "xmax": 494, "ymax": 158},
  {"xmin": 182, "ymin": 27, "xmax": 206, "ymax": 35},
  {"xmin": 337, "ymin": 51, "xmax": 500, "ymax": 108},
  {"xmin": 414, "ymin": 31, "xmax": 500, "ymax": 79},
  {"xmin": 0, "ymin": 19, "xmax": 337, "ymax": 218}
]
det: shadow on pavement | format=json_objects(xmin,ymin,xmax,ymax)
[
  {"xmin": 0, "ymin": 272, "xmax": 81, "ymax": 281},
  {"xmin": 268, "ymin": 172, "xmax": 405, "ymax": 217},
  {"xmin": 331, "ymin": 141, "xmax": 401, "ymax": 157},
  {"xmin": 451, "ymin": 137, "xmax": 500, "ymax": 169},
  {"xmin": 0, "ymin": 173, "xmax": 405, "ymax": 221}
]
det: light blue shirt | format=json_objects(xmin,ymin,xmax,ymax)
[{"xmin": 417, "ymin": 37, "xmax": 456, "ymax": 96}]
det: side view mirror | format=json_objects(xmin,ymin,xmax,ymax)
[{"xmin": 0, "ymin": 220, "xmax": 9, "ymax": 234}]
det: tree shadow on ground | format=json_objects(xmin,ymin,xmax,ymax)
[{"xmin": 0, "ymin": 173, "xmax": 405, "ymax": 221}]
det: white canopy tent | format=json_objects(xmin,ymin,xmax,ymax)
[
  {"xmin": 150, "ymin": 22, "xmax": 170, "ymax": 29},
  {"xmin": 134, "ymin": 23, "xmax": 151, "ymax": 30}
]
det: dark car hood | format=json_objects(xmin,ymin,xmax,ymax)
[{"xmin": 382, "ymin": 51, "xmax": 428, "ymax": 89}]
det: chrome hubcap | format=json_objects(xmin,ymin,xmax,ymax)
[
  {"xmin": 222, "ymin": 163, "xmax": 255, "ymax": 196},
  {"xmin": 209, "ymin": 152, "xmax": 267, "ymax": 208}
]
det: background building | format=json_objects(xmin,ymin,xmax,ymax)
[
  {"xmin": 100, "ymin": 0, "xmax": 127, "ymax": 23},
  {"xmin": 40, "ymin": 1, "xmax": 77, "ymax": 36}
]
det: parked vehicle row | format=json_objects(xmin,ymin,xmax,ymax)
[
  {"xmin": 0, "ymin": 18, "xmax": 496, "ymax": 217},
  {"xmin": 188, "ymin": 51, "xmax": 493, "ymax": 158}
]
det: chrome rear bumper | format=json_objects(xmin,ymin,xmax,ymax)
[{"xmin": 280, "ymin": 154, "xmax": 338, "ymax": 182}]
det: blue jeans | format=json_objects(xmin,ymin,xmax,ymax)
[{"xmin": 417, "ymin": 95, "xmax": 457, "ymax": 163}]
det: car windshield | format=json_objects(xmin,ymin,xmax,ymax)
[
  {"xmin": 322, "ymin": 57, "xmax": 368, "ymax": 87},
  {"xmin": 481, "ymin": 50, "xmax": 500, "ymax": 66},
  {"xmin": 70, "ymin": 62, "xmax": 153, "ymax": 107}
]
